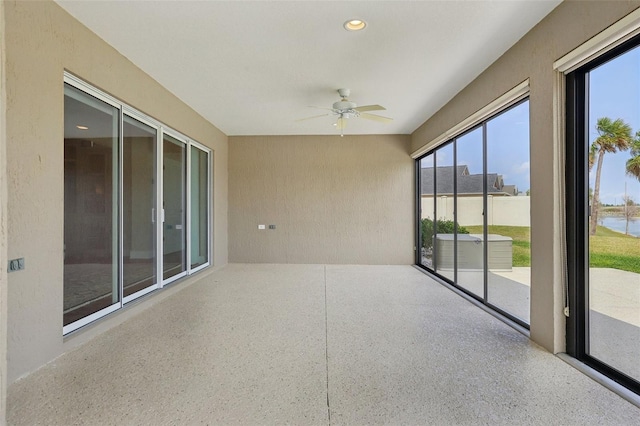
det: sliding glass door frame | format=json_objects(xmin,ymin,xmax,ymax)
[
  {"xmin": 188, "ymin": 140, "xmax": 212, "ymax": 275},
  {"xmin": 161, "ymin": 129, "xmax": 188, "ymax": 285},
  {"xmin": 415, "ymin": 97, "xmax": 530, "ymax": 330},
  {"xmin": 121, "ymin": 108, "xmax": 162, "ymax": 304},
  {"xmin": 159, "ymin": 128, "xmax": 212, "ymax": 285},
  {"xmin": 565, "ymin": 34, "xmax": 640, "ymax": 395},
  {"xmin": 63, "ymin": 79, "xmax": 122, "ymax": 334},
  {"xmin": 63, "ymin": 73, "xmax": 212, "ymax": 334}
]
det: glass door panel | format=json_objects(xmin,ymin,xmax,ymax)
[
  {"xmin": 434, "ymin": 143, "xmax": 455, "ymax": 281},
  {"xmin": 485, "ymin": 101, "xmax": 531, "ymax": 322},
  {"xmin": 63, "ymin": 84, "xmax": 120, "ymax": 327},
  {"xmin": 586, "ymin": 46, "xmax": 640, "ymax": 381},
  {"xmin": 123, "ymin": 115, "xmax": 157, "ymax": 299},
  {"xmin": 419, "ymin": 154, "xmax": 435, "ymax": 269},
  {"xmin": 455, "ymin": 128, "xmax": 485, "ymax": 298},
  {"xmin": 163, "ymin": 134, "xmax": 187, "ymax": 281},
  {"xmin": 190, "ymin": 146, "xmax": 209, "ymax": 270}
]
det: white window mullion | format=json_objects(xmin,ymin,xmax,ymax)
[
  {"xmin": 117, "ymin": 109, "xmax": 124, "ymax": 308},
  {"xmin": 186, "ymin": 142, "xmax": 192, "ymax": 275},
  {"xmin": 158, "ymin": 128, "xmax": 165, "ymax": 288}
]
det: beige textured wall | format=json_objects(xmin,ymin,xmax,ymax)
[
  {"xmin": 0, "ymin": 0, "xmax": 8, "ymax": 422},
  {"xmin": 229, "ymin": 135, "xmax": 414, "ymax": 264},
  {"xmin": 411, "ymin": 1, "xmax": 640, "ymax": 353},
  {"xmin": 4, "ymin": 0, "xmax": 228, "ymax": 383}
]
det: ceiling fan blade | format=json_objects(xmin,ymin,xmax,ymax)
[
  {"xmin": 354, "ymin": 104, "xmax": 386, "ymax": 112},
  {"xmin": 296, "ymin": 113, "xmax": 332, "ymax": 122},
  {"xmin": 336, "ymin": 117, "xmax": 347, "ymax": 130},
  {"xmin": 359, "ymin": 113, "xmax": 393, "ymax": 123}
]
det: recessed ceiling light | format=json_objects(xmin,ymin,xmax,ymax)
[
  {"xmin": 344, "ymin": 19, "xmax": 366, "ymax": 31},
  {"xmin": 76, "ymin": 125, "xmax": 89, "ymax": 130}
]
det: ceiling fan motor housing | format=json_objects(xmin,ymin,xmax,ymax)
[{"xmin": 333, "ymin": 100, "xmax": 357, "ymax": 111}]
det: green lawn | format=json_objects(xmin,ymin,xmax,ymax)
[
  {"xmin": 588, "ymin": 226, "xmax": 640, "ymax": 273},
  {"xmin": 465, "ymin": 225, "xmax": 640, "ymax": 273}
]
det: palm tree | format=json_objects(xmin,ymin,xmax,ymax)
[
  {"xmin": 589, "ymin": 117, "xmax": 633, "ymax": 235},
  {"xmin": 626, "ymin": 131, "xmax": 640, "ymax": 181}
]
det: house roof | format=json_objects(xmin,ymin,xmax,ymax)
[{"xmin": 420, "ymin": 166, "xmax": 509, "ymax": 196}]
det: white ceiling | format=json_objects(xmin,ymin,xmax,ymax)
[{"xmin": 55, "ymin": 0, "xmax": 561, "ymax": 136}]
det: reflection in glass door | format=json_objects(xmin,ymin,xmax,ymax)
[
  {"xmin": 123, "ymin": 115, "xmax": 157, "ymax": 299},
  {"xmin": 163, "ymin": 134, "xmax": 187, "ymax": 281}
]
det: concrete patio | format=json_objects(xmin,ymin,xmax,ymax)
[{"xmin": 7, "ymin": 265, "xmax": 640, "ymax": 425}]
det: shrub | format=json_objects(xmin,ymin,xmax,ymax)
[{"xmin": 420, "ymin": 218, "xmax": 469, "ymax": 249}]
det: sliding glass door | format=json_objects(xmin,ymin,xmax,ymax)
[
  {"xmin": 455, "ymin": 127, "xmax": 485, "ymax": 298},
  {"xmin": 416, "ymin": 98, "xmax": 531, "ymax": 327},
  {"xmin": 566, "ymin": 36, "xmax": 640, "ymax": 393},
  {"xmin": 486, "ymin": 102, "xmax": 531, "ymax": 323},
  {"xmin": 163, "ymin": 134, "xmax": 187, "ymax": 282},
  {"xmin": 190, "ymin": 145, "xmax": 209, "ymax": 271},
  {"xmin": 419, "ymin": 154, "xmax": 435, "ymax": 269},
  {"xmin": 434, "ymin": 143, "xmax": 455, "ymax": 281},
  {"xmin": 63, "ymin": 84, "xmax": 120, "ymax": 327},
  {"xmin": 123, "ymin": 115, "xmax": 158, "ymax": 300},
  {"xmin": 64, "ymin": 74, "xmax": 212, "ymax": 334}
]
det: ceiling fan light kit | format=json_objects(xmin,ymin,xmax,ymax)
[{"xmin": 297, "ymin": 88, "xmax": 393, "ymax": 137}]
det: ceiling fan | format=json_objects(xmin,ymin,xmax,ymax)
[{"xmin": 297, "ymin": 88, "xmax": 393, "ymax": 136}]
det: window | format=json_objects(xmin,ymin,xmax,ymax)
[
  {"xmin": 417, "ymin": 98, "xmax": 531, "ymax": 327},
  {"xmin": 63, "ymin": 75, "xmax": 211, "ymax": 334},
  {"xmin": 566, "ymin": 35, "xmax": 640, "ymax": 394}
]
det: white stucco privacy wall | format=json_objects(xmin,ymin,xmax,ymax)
[{"xmin": 421, "ymin": 196, "xmax": 531, "ymax": 227}]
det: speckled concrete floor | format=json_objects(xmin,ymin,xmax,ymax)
[{"xmin": 7, "ymin": 264, "xmax": 640, "ymax": 425}]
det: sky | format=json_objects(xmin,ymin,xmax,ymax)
[{"xmin": 588, "ymin": 45, "xmax": 640, "ymax": 205}]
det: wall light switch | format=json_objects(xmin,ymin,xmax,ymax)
[
  {"xmin": 269, "ymin": 225, "xmax": 276, "ymax": 230},
  {"xmin": 258, "ymin": 224, "xmax": 266, "ymax": 230}
]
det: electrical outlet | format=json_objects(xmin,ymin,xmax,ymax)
[
  {"xmin": 8, "ymin": 258, "xmax": 25, "ymax": 272},
  {"xmin": 269, "ymin": 225, "xmax": 276, "ymax": 230},
  {"xmin": 258, "ymin": 224, "xmax": 266, "ymax": 230}
]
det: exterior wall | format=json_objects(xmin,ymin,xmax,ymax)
[
  {"xmin": 229, "ymin": 135, "xmax": 414, "ymax": 264},
  {"xmin": 421, "ymin": 196, "xmax": 531, "ymax": 227},
  {"xmin": 4, "ymin": 0, "xmax": 228, "ymax": 383},
  {"xmin": 411, "ymin": 1, "xmax": 640, "ymax": 353},
  {"xmin": 0, "ymin": 0, "xmax": 7, "ymax": 422}
]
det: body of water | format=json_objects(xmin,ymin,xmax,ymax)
[{"xmin": 600, "ymin": 217, "xmax": 640, "ymax": 237}]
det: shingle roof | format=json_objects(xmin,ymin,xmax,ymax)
[{"xmin": 420, "ymin": 165, "xmax": 508, "ymax": 195}]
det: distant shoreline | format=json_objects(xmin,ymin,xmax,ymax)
[{"xmin": 600, "ymin": 216, "xmax": 640, "ymax": 238}]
